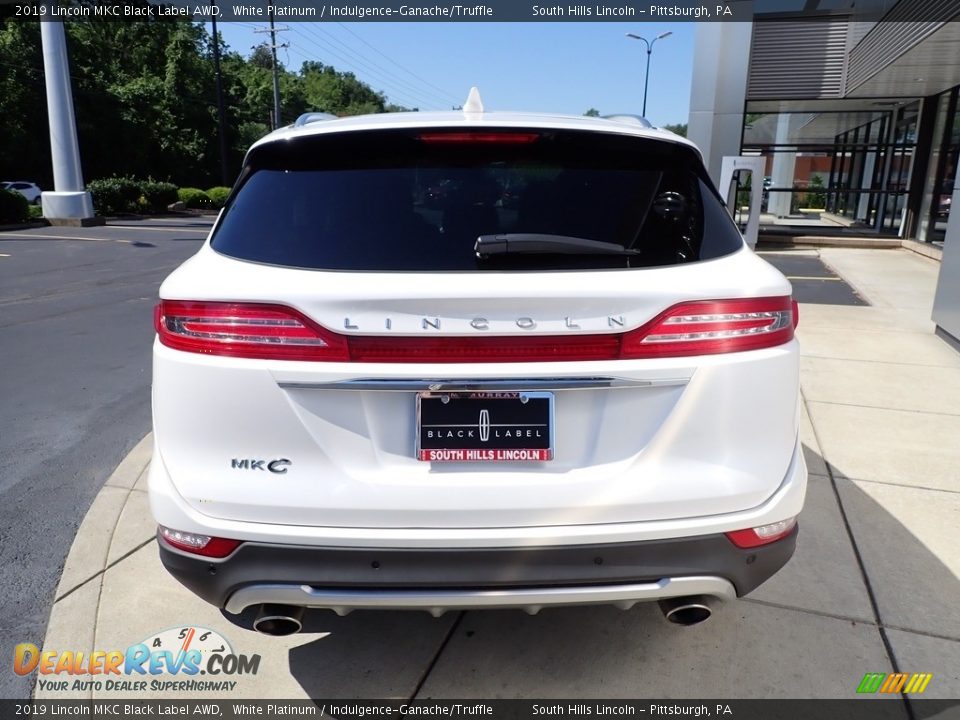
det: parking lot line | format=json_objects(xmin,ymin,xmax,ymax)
[
  {"xmin": 108, "ymin": 225, "xmax": 211, "ymax": 232},
  {"xmin": 0, "ymin": 233, "xmax": 131, "ymax": 243}
]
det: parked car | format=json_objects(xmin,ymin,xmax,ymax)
[
  {"xmin": 150, "ymin": 102, "xmax": 806, "ymax": 635},
  {"xmin": 1, "ymin": 181, "xmax": 41, "ymax": 204}
]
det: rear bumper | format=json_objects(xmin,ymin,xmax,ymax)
[{"xmin": 158, "ymin": 527, "xmax": 798, "ymax": 614}]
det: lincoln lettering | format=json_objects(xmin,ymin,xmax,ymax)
[{"xmin": 342, "ymin": 315, "xmax": 626, "ymax": 331}]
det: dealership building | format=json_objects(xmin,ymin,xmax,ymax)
[{"xmin": 688, "ymin": 0, "xmax": 960, "ymax": 343}]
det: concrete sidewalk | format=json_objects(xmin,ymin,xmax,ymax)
[{"xmin": 35, "ymin": 247, "xmax": 960, "ymax": 701}]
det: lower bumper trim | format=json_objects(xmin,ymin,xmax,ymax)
[
  {"xmin": 159, "ymin": 527, "xmax": 797, "ymax": 612},
  {"xmin": 223, "ymin": 576, "xmax": 737, "ymax": 616}
]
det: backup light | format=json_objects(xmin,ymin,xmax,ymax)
[
  {"xmin": 158, "ymin": 526, "xmax": 242, "ymax": 558},
  {"xmin": 725, "ymin": 518, "xmax": 797, "ymax": 549}
]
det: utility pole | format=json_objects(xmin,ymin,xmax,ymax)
[
  {"xmin": 254, "ymin": 15, "xmax": 288, "ymax": 129},
  {"xmin": 210, "ymin": 0, "xmax": 230, "ymax": 185}
]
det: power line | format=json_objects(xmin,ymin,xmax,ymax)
[
  {"xmin": 334, "ymin": 23, "xmax": 460, "ymax": 106},
  {"xmin": 289, "ymin": 27, "xmax": 434, "ymax": 110},
  {"xmin": 309, "ymin": 24, "xmax": 457, "ymax": 108},
  {"xmin": 293, "ymin": 25, "xmax": 437, "ymax": 109}
]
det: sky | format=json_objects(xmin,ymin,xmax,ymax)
[{"xmin": 217, "ymin": 22, "xmax": 694, "ymax": 127}]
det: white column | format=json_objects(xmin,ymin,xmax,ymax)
[
  {"xmin": 40, "ymin": 19, "xmax": 95, "ymax": 220},
  {"xmin": 932, "ymin": 172, "xmax": 960, "ymax": 344},
  {"xmin": 768, "ymin": 114, "xmax": 796, "ymax": 218},
  {"xmin": 687, "ymin": 14, "xmax": 753, "ymax": 185},
  {"xmin": 856, "ymin": 151, "xmax": 877, "ymax": 221}
]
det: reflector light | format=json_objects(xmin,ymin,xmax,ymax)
[
  {"xmin": 158, "ymin": 526, "xmax": 242, "ymax": 558},
  {"xmin": 416, "ymin": 132, "xmax": 540, "ymax": 144},
  {"xmin": 725, "ymin": 518, "xmax": 797, "ymax": 549},
  {"xmin": 155, "ymin": 296, "xmax": 794, "ymax": 363}
]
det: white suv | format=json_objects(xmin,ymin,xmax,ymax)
[
  {"xmin": 150, "ymin": 104, "xmax": 806, "ymax": 635},
  {"xmin": 1, "ymin": 181, "xmax": 42, "ymax": 204}
]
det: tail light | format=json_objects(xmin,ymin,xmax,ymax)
[
  {"xmin": 155, "ymin": 296, "xmax": 795, "ymax": 363},
  {"xmin": 154, "ymin": 301, "xmax": 349, "ymax": 361},
  {"xmin": 621, "ymin": 296, "xmax": 796, "ymax": 358},
  {"xmin": 725, "ymin": 518, "xmax": 797, "ymax": 549},
  {"xmin": 158, "ymin": 526, "xmax": 242, "ymax": 558}
]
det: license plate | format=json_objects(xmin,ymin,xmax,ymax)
[{"xmin": 416, "ymin": 392, "xmax": 554, "ymax": 462}]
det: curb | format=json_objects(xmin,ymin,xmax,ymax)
[
  {"xmin": 33, "ymin": 433, "xmax": 331, "ymax": 702},
  {"xmin": 54, "ymin": 433, "xmax": 154, "ymax": 601},
  {"xmin": 0, "ymin": 221, "xmax": 48, "ymax": 232},
  {"xmin": 36, "ymin": 433, "xmax": 155, "ymax": 699}
]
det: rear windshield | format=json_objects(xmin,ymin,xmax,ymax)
[{"xmin": 211, "ymin": 128, "xmax": 743, "ymax": 271}]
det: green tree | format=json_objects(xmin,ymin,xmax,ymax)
[
  {"xmin": 584, "ymin": 108, "xmax": 600, "ymax": 117},
  {"xmin": 0, "ymin": 19, "xmax": 416, "ymax": 188},
  {"xmin": 662, "ymin": 122, "xmax": 687, "ymax": 137}
]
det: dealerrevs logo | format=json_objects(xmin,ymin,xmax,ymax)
[{"xmin": 14, "ymin": 626, "xmax": 260, "ymax": 693}]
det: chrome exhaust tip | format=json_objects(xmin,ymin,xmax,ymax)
[
  {"xmin": 658, "ymin": 595, "xmax": 713, "ymax": 626},
  {"xmin": 252, "ymin": 604, "xmax": 304, "ymax": 636}
]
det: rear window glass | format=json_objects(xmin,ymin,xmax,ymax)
[{"xmin": 211, "ymin": 129, "xmax": 744, "ymax": 271}]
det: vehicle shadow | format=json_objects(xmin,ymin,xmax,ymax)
[{"xmin": 251, "ymin": 443, "xmax": 960, "ymax": 701}]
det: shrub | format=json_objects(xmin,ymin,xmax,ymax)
[
  {"xmin": 88, "ymin": 177, "xmax": 142, "ymax": 215},
  {"xmin": 0, "ymin": 188, "xmax": 30, "ymax": 224},
  {"xmin": 140, "ymin": 180, "xmax": 178, "ymax": 213},
  {"xmin": 28, "ymin": 204, "xmax": 43, "ymax": 220},
  {"xmin": 206, "ymin": 186, "xmax": 231, "ymax": 209},
  {"xmin": 177, "ymin": 187, "xmax": 211, "ymax": 209},
  {"xmin": 804, "ymin": 175, "xmax": 827, "ymax": 210}
]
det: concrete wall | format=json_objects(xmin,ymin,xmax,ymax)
[
  {"xmin": 932, "ymin": 174, "xmax": 960, "ymax": 344},
  {"xmin": 687, "ymin": 16, "xmax": 753, "ymax": 184}
]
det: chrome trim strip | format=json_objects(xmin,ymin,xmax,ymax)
[
  {"xmin": 277, "ymin": 377, "xmax": 688, "ymax": 392},
  {"xmin": 224, "ymin": 576, "xmax": 736, "ymax": 616}
]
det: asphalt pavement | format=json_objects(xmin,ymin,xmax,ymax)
[{"xmin": 0, "ymin": 217, "xmax": 211, "ymax": 698}]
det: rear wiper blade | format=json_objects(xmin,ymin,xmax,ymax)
[{"xmin": 475, "ymin": 234, "xmax": 639, "ymax": 258}]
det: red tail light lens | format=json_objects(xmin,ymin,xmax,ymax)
[
  {"xmin": 348, "ymin": 334, "xmax": 620, "ymax": 363},
  {"xmin": 621, "ymin": 296, "xmax": 795, "ymax": 358},
  {"xmin": 155, "ymin": 296, "xmax": 794, "ymax": 363},
  {"xmin": 417, "ymin": 132, "xmax": 540, "ymax": 144},
  {"xmin": 155, "ymin": 301, "xmax": 349, "ymax": 361},
  {"xmin": 158, "ymin": 526, "xmax": 242, "ymax": 558}
]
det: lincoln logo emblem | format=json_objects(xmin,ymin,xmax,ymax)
[{"xmin": 479, "ymin": 409, "xmax": 491, "ymax": 442}]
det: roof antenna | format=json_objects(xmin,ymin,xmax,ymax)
[{"xmin": 463, "ymin": 87, "xmax": 484, "ymax": 114}]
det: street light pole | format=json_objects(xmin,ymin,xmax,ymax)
[{"xmin": 626, "ymin": 31, "xmax": 673, "ymax": 118}]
